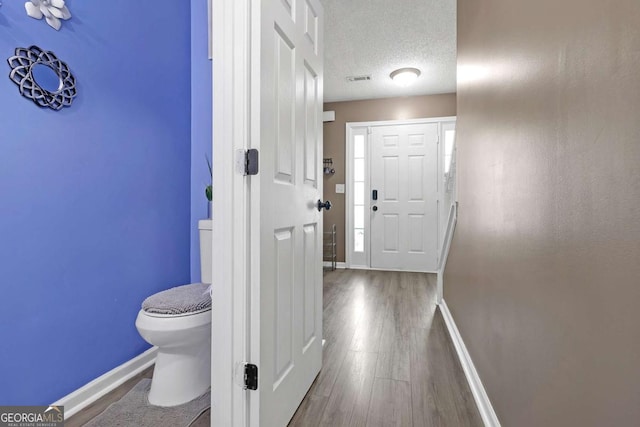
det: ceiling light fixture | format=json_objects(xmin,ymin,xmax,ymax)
[{"xmin": 390, "ymin": 67, "xmax": 421, "ymax": 87}]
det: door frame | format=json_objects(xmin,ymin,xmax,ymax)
[
  {"xmin": 211, "ymin": 0, "xmax": 251, "ymax": 426},
  {"xmin": 345, "ymin": 117, "xmax": 456, "ymax": 273}
]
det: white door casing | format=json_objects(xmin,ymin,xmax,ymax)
[
  {"xmin": 251, "ymin": 0, "xmax": 324, "ymax": 426},
  {"xmin": 211, "ymin": 0, "xmax": 251, "ymax": 426},
  {"xmin": 370, "ymin": 123, "xmax": 439, "ymax": 272}
]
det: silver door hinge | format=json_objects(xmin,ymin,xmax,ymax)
[{"xmin": 236, "ymin": 149, "xmax": 259, "ymax": 176}]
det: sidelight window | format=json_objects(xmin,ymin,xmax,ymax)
[{"xmin": 353, "ymin": 134, "xmax": 366, "ymax": 253}]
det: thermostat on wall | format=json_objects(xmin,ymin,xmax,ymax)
[{"xmin": 335, "ymin": 184, "xmax": 345, "ymax": 194}]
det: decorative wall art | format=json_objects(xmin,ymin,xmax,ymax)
[
  {"xmin": 25, "ymin": 0, "xmax": 71, "ymax": 31},
  {"xmin": 7, "ymin": 46, "xmax": 77, "ymax": 110}
]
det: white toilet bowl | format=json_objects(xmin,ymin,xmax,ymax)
[
  {"xmin": 135, "ymin": 219, "xmax": 213, "ymax": 407},
  {"xmin": 135, "ymin": 303, "xmax": 211, "ymax": 406}
]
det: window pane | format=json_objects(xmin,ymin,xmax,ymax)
[
  {"xmin": 354, "ymin": 182, "xmax": 365, "ymax": 205},
  {"xmin": 354, "ymin": 135, "xmax": 365, "ymax": 158},
  {"xmin": 354, "ymin": 205, "xmax": 364, "ymax": 229},
  {"xmin": 445, "ymin": 130, "xmax": 455, "ymax": 151},
  {"xmin": 353, "ymin": 132, "xmax": 368, "ymax": 256},
  {"xmin": 354, "ymin": 159, "xmax": 365, "ymax": 181},
  {"xmin": 444, "ymin": 130, "xmax": 456, "ymax": 174},
  {"xmin": 354, "ymin": 229, "xmax": 364, "ymax": 252}
]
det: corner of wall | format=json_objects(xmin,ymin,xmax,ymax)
[{"xmin": 190, "ymin": 0, "xmax": 213, "ymax": 282}]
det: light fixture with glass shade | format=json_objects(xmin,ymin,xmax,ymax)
[{"xmin": 390, "ymin": 67, "xmax": 421, "ymax": 87}]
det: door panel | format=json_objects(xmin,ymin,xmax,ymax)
[
  {"xmin": 255, "ymin": 0, "xmax": 324, "ymax": 425},
  {"xmin": 303, "ymin": 0, "xmax": 318, "ymax": 51},
  {"xmin": 303, "ymin": 64, "xmax": 318, "ymax": 185},
  {"xmin": 408, "ymin": 214, "xmax": 425, "ymax": 252},
  {"xmin": 383, "ymin": 214, "xmax": 400, "ymax": 251},
  {"xmin": 275, "ymin": 28, "xmax": 295, "ymax": 184},
  {"xmin": 274, "ymin": 228, "xmax": 294, "ymax": 385},
  {"xmin": 408, "ymin": 155, "xmax": 424, "ymax": 200},
  {"xmin": 370, "ymin": 124, "xmax": 438, "ymax": 271},
  {"xmin": 302, "ymin": 223, "xmax": 317, "ymax": 350},
  {"xmin": 383, "ymin": 156, "xmax": 399, "ymax": 200}
]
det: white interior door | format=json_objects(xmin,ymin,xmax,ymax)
[
  {"xmin": 370, "ymin": 123, "xmax": 438, "ymax": 272},
  {"xmin": 251, "ymin": 0, "xmax": 324, "ymax": 426}
]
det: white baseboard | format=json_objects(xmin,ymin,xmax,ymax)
[
  {"xmin": 439, "ymin": 300, "xmax": 501, "ymax": 427},
  {"xmin": 367, "ymin": 267, "xmax": 437, "ymax": 274},
  {"xmin": 344, "ymin": 264, "xmax": 369, "ymax": 270},
  {"xmin": 347, "ymin": 265, "xmax": 436, "ymax": 274},
  {"xmin": 323, "ymin": 261, "xmax": 346, "ymax": 269},
  {"xmin": 53, "ymin": 346, "xmax": 158, "ymax": 419}
]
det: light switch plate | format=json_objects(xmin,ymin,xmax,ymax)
[{"xmin": 335, "ymin": 184, "xmax": 345, "ymax": 194}]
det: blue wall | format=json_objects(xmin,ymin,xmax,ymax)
[
  {"xmin": 190, "ymin": 0, "xmax": 213, "ymax": 281},
  {"xmin": 0, "ymin": 1, "xmax": 191, "ymax": 404}
]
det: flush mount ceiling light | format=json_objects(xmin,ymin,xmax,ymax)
[{"xmin": 390, "ymin": 67, "xmax": 421, "ymax": 87}]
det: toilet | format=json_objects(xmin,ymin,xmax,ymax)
[{"xmin": 135, "ymin": 219, "xmax": 212, "ymax": 407}]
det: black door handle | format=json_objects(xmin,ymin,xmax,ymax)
[
  {"xmin": 372, "ymin": 189, "xmax": 378, "ymax": 200},
  {"xmin": 372, "ymin": 206, "xmax": 378, "ymax": 211},
  {"xmin": 317, "ymin": 200, "xmax": 332, "ymax": 211}
]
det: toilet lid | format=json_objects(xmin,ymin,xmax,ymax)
[{"xmin": 142, "ymin": 283, "xmax": 211, "ymax": 315}]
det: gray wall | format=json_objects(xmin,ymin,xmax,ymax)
[
  {"xmin": 445, "ymin": 0, "xmax": 640, "ymax": 425},
  {"xmin": 323, "ymin": 94, "xmax": 457, "ymax": 262}
]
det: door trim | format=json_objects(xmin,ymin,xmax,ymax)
[
  {"xmin": 345, "ymin": 117, "xmax": 456, "ymax": 271},
  {"xmin": 211, "ymin": 0, "xmax": 251, "ymax": 426}
]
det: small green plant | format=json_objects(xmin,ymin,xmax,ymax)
[{"xmin": 205, "ymin": 155, "xmax": 213, "ymax": 202}]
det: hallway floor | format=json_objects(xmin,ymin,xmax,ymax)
[
  {"xmin": 289, "ymin": 269, "xmax": 482, "ymax": 426},
  {"xmin": 67, "ymin": 269, "xmax": 480, "ymax": 426}
]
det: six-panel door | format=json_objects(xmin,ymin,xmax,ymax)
[
  {"xmin": 256, "ymin": 0, "xmax": 324, "ymax": 425},
  {"xmin": 370, "ymin": 123, "xmax": 439, "ymax": 272}
]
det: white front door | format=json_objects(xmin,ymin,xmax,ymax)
[
  {"xmin": 370, "ymin": 123, "xmax": 439, "ymax": 272},
  {"xmin": 252, "ymin": 0, "xmax": 324, "ymax": 426}
]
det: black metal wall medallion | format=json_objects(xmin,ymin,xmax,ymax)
[{"xmin": 7, "ymin": 46, "xmax": 77, "ymax": 111}]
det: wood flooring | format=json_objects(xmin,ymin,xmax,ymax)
[
  {"xmin": 67, "ymin": 269, "xmax": 481, "ymax": 427},
  {"xmin": 289, "ymin": 270, "xmax": 482, "ymax": 427}
]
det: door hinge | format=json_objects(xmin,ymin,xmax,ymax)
[
  {"xmin": 244, "ymin": 363, "xmax": 258, "ymax": 390},
  {"xmin": 236, "ymin": 149, "xmax": 259, "ymax": 176}
]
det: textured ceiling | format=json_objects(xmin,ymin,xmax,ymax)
[{"xmin": 320, "ymin": 0, "xmax": 457, "ymax": 102}]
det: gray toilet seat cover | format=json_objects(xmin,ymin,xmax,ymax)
[{"xmin": 142, "ymin": 283, "xmax": 211, "ymax": 315}]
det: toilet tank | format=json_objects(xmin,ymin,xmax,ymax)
[{"xmin": 198, "ymin": 220, "xmax": 212, "ymax": 284}]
